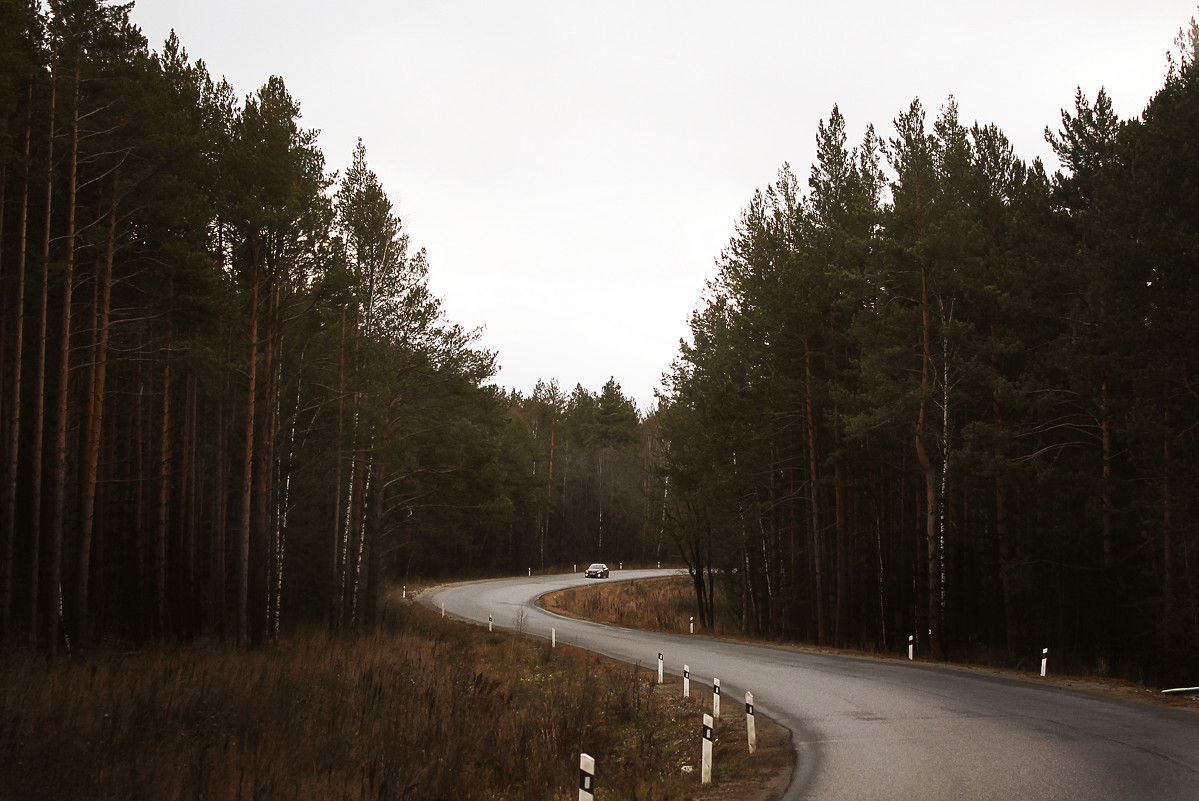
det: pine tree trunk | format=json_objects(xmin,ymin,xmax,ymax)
[
  {"xmin": 237, "ymin": 270, "xmax": 259, "ymax": 647},
  {"xmin": 992, "ymin": 344, "xmax": 1020, "ymax": 657},
  {"xmin": 915, "ymin": 264, "xmax": 941, "ymax": 660},
  {"xmin": 182, "ymin": 373, "xmax": 197, "ymax": 640},
  {"xmin": 27, "ymin": 74, "xmax": 55, "ymax": 648},
  {"xmin": 76, "ymin": 168, "xmax": 117, "ymax": 651},
  {"xmin": 1100, "ymin": 385, "xmax": 1113, "ymax": 568},
  {"xmin": 350, "ymin": 452, "xmax": 372, "ymax": 630},
  {"xmin": 338, "ymin": 438, "xmax": 359, "ymax": 629},
  {"xmin": 804, "ymin": 341, "xmax": 826, "ymax": 646},
  {"xmin": 835, "ymin": 458, "xmax": 848, "ymax": 645},
  {"xmin": 0, "ymin": 121, "xmax": 8, "ymax": 651},
  {"xmin": 253, "ymin": 285, "xmax": 280, "ymax": 643},
  {"xmin": 154, "ymin": 355, "xmax": 172, "ymax": 639},
  {"xmin": 47, "ymin": 62, "xmax": 81, "ymax": 658},
  {"xmin": 364, "ymin": 453, "xmax": 384, "ymax": 628},
  {"xmin": 938, "ymin": 307, "xmax": 951, "ymax": 648},
  {"xmin": 273, "ymin": 362, "xmax": 302, "ymax": 642},
  {"xmin": 331, "ymin": 306, "xmax": 346, "ymax": 625},
  {"xmin": 211, "ymin": 386, "xmax": 227, "ymax": 638},
  {"xmin": 1160, "ymin": 411, "xmax": 1172, "ymax": 661},
  {"xmin": 134, "ymin": 354, "xmax": 147, "ymax": 641},
  {"xmin": 2, "ymin": 81, "xmax": 33, "ymax": 648}
]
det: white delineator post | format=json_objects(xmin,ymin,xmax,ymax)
[
  {"xmin": 1041, "ymin": 647, "xmax": 1049, "ymax": 677},
  {"xmin": 402, "ymin": 585, "xmax": 406, "ymax": 600},
  {"xmin": 528, "ymin": 567, "xmax": 532, "ymax": 577},
  {"xmin": 488, "ymin": 615, "xmax": 493, "ymax": 632},
  {"xmin": 658, "ymin": 652, "xmax": 664, "ymax": 684},
  {"xmin": 713, "ymin": 677, "xmax": 721, "ymax": 719},
  {"xmin": 552, "ymin": 627, "xmax": 556, "ymax": 648},
  {"xmin": 440, "ymin": 604, "xmax": 445, "ymax": 618},
  {"xmin": 683, "ymin": 665, "xmax": 690, "ymax": 698},
  {"xmin": 689, "ymin": 616, "xmax": 694, "ymax": 634},
  {"xmin": 701, "ymin": 713, "xmax": 714, "ymax": 785},
  {"xmin": 908, "ymin": 634, "xmax": 914, "ymax": 660},
  {"xmin": 578, "ymin": 753, "xmax": 595, "ymax": 801},
  {"xmin": 746, "ymin": 691, "xmax": 756, "ymax": 754}
]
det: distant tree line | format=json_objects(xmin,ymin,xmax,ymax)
[
  {"xmin": 0, "ymin": 0, "xmax": 656, "ymax": 654},
  {"xmin": 654, "ymin": 18, "xmax": 1199, "ymax": 685}
]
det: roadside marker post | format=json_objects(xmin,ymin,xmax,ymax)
[
  {"xmin": 658, "ymin": 652, "xmax": 664, "ymax": 684},
  {"xmin": 578, "ymin": 753, "xmax": 595, "ymax": 801},
  {"xmin": 528, "ymin": 567, "xmax": 532, "ymax": 577},
  {"xmin": 1041, "ymin": 648, "xmax": 1049, "ymax": 677},
  {"xmin": 552, "ymin": 627, "xmax": 556, "ymax": 648},
  {"xmin": 713, "ymin": 677, "xmax": 721, "ymax": 719},
  {"xmin": 908, "ymin": 634, "xmax": 914, "ymax": 660},
  {"xmin": 746, "ymin": 691, "xmax": 756, "ymax": 754},
  {"xmin": 690, "ymin": 616, "xmax": 694, "ymax": 634},
  {"xmin": 402, "ymin": 585, "xmax": 406, "ymax": 600},
  {"xmin": 701, "ymin": 714, "xmax": 714, "ymax": 785},
  {"xmin": 488, "ymin": 615, "xmax": 493, "ymax": 632},
  {"xmin": 683, "ymin": 664, "xmax": 690, "ymax": 697}
]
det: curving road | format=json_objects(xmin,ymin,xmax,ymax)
[{"xmin": 428, "ymin": 570, "xmax": 1199, "ymax": 800}]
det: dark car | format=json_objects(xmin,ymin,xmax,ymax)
[{"xmin": 584, "ymin": 563, "xmax": 610, "ymax": 578}]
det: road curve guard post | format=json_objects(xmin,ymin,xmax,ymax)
[
  {"xmin": 683, "ymin": 664, "xmax": 690, "ymax": 698},
  {"xmin": 690, "ymin": 616, "xmax": 694, "ymax": 634},
  {"xmin": 658, "ymin": 652, "xmax": 664, "ymax": 684},
  {"xmin": 701, "ymin": 713, "xmax": 714, "ymax": 785},
  {"xmin": 908, "ymin": 634, "xmax": 914, "ymax": 660},
  {"xmin": 488, "ymin": 615, "xmax": 493, "ymax": 632},
  {"xmin": 713, "ymin": 677, "xmax": 721, "ymax": 719},
  {"xmin": 1041, "ymin": 647, "xmax": 1049, "ymax": 677},
  {"xmin": 746, "ymin": 691, "xmax": 756, "ymax": 754},
  {"xmin": 552, "ymin": 627, "xmax": 556, "ymax": 648},
  {"xmin": 578, "ymin": 753, "xmax": 595, "ymax": 801}
]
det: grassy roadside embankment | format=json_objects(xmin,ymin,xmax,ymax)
[
  {"xmin": 543, "ymin": 575, "xmax": 717, "ymax": 635},
  {"xmin": 0, "ymin": 592, "xmax": 790, "ymax": 801}
]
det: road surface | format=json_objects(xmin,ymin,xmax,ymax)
[{"xmin": 428, "ymin": 569, "xmax": 1199, "ymax": 800}]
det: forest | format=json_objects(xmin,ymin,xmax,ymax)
[
  {"xmin": 2, "ymin": 0, "xmax": 1198, "ymax": 689},
  {"xmin": 655, "ymin": 20, "xmax": 1199, "ymax": 685},
  {"xmin": 0, "ymin": 0, "xmax": 649, "ymax": 655}
]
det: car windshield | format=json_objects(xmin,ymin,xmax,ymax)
[{"xmin": 587, "ymin": 564, "xmax": 604, "ymax": 570}]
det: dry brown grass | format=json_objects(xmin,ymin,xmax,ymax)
[
  {"xmin": 544, "ymin": 576, "xmax": 735, "ymax": 636},
  {"xmin": 0, "ymin": 600, "xmax": 788, "ymax": 801}
]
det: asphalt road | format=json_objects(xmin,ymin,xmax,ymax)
[{"xmin": 428, "ymin": 569, "xmax": 1199, "ymax": 801}]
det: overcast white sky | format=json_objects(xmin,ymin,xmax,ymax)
[{"xmin": 129, "ymin": 1, "xmax": 1196, "ymax": 411}]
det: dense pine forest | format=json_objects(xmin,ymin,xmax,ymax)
[
  {"xmin": 0, "ymin": 0, "xmax": 652, "ymax": 654},
  {"xmin": 655, "ymin": 19, "xmax": 1199, "ymax": 685},
  {"xmin": 2, "ymin": 0, "xmax": 1198, "ymax": 690}
]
